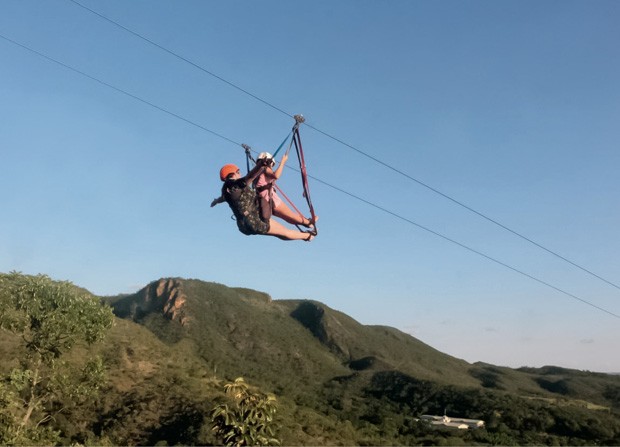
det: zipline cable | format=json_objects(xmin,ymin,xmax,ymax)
[
  {"xmin": 307, "ymin": 174, "xmax": 620, "ymax": 320},
  {"xmin": 0, "ymin": 34, "xmax": 240, "ymax": 148},
  {"xmin": 65, "ymin": 0, "xmax": 620, "ymax": 293},
  {"xmin": 1, "ymin": 32, "xmax": 618, "ymax": 320},
  {"xmin": 66, "ymin": 0, "xmax": 292, "ymax": 119}
]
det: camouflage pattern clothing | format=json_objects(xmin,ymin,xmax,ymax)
[{"xmin": 222, "ymin": 178, "xmax": 270, "ymax": 235}]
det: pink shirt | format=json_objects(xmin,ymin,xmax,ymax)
[{"xmin": 255, "ymin": 173, "xmax": 282, "ymax": 207}]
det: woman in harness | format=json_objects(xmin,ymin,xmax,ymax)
[
  {"xmin": 211, "ymin": 163, "xmax": 314, "ymax": 241},
  {"xmin": 254, "ymin": 151, "xmax": 317, "ymax": 229}
]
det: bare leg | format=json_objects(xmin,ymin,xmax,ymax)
[
  {"xmin": 273, "ymin": 202, "xmax": 317, "ymax": 227},
  {"xmin": 266, "ymin": 219, "xmax": 313, "ymax": 241}
]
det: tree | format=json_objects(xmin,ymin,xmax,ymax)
[
  {"xmin": 0, "ymin": 272, "xmax": 114, "ymax": 445},
  {"xmin": 211, "ymin": 377, "xmax": 281, "ymax": 446}
]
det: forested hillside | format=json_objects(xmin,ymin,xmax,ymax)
[{"xmin": 1, "ymin": 273, "xmax": 620, "ymax": 445}]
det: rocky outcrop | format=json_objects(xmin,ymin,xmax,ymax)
[
  {"xmin": 111, "ymin": 278, "xmax": 191, "ymax": 326},
  {"xmin": 154, "ymin": 279, "xmax": 189, "ymax": 325}
]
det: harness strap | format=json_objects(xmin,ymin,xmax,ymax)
[
  {"xmin": 272, "ymin": 130, "xmax": 293, "ymax": 159},
  {"xmin": 273, "ymin": 184, "xmax": 304, "ymax": 219},
  {"xmin": 292, "ymin": 126, "xmax": 317, "ymax": 229},
  {"xmin": 242, "ymin": 143, "xmax": 254, "ymax": 173},
  {"xmin": 273, "ymin": 183, "xmax": 315, "ymax": 235}
]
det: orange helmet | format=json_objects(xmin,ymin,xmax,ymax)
[{"xmin": 219, "ymin": 164, "xmax": 239, "ymax": 181}]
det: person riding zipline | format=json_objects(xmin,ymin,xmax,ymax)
[
  {"xmin": 253, "ymin": 151, "xmax": 317, "ymax": 230},
  {"xmin": 211, "ymin": 163, "xmax": 314, "ymax": 241}
]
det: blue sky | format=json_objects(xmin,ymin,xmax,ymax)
[{"xmin": 1, "ymin": 0, "xmax": 619, "ymax": 372}]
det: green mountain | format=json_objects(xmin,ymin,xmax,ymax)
[
  {"xmin": 106, "ymin": 278, "xmax": 481, "ymax": 390},
  {"xmin": 3, "ymin": 275, "xmax": 620, "ymax": 445}
]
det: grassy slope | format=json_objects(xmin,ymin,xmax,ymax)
[{"xmin": 278, "ymin": 299, "xmax": 479, "ymax": 386}]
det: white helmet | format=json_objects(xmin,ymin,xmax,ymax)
[{"xmin": 258, "ymin": 152, "xmax": 275, "ymax": 166}]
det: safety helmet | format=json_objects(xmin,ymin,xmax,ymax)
[
  {"xmin": 258, "ymin": 152, "xmax": 275, "ymax": 166},
  {"xmin": 219, "ymin": 164, "xmax": 239, "ymax": 181}
]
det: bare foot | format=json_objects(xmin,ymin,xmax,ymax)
[{"xmin": 304, "ymin": 216, "xmax": 319, "ymax": 227}]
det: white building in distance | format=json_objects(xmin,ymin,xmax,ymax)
[{"xmin": 420, "ymin": 414, "xmax": 485, "ymax": 430}]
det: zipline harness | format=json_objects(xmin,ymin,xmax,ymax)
[{"xmin": 243, "ymin": 114, "xmax": 317, "ymax": 236}]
